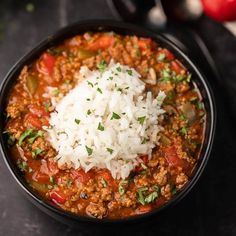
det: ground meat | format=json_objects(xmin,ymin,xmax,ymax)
[
  {"xmin": 85, "ymin": 202, "xmax": 107, "ymax": 219},
  {"xmin": 153, "ymin": 167, "xmax": 168, "ymax": 186},
  {"xmin": 176, "ymin": 173, "xmax": 188, "ymax": 189}
]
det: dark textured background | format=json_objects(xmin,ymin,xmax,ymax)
[{"xmin": 0, "ymin": 1, "xmax": 236, "ymax": 235}]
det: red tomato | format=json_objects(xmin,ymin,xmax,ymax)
[
  {"xmin": 164, "ymin": 146, "xmax": 188, "ymax": 169},
  {"xmin": 201, "ymin": 0, "xmax": 236, "ymax": 22},
  {"xmin": 32, "ymin": 171, "xmax": 49, "ymax": 184},
  {"xmin": 50, "ymin": 191, "xmax": 66, "ymax": 205},
  {"xmin": 42, "ymin": 53, "xmax": 56, "ymax": 75},
  {"xmin": 159, "ymin": 48, "xmax": 174, "ymax": 60},
  {"xmin": 71, "ymin": 169, "xmax": 93, "ymax": 184},
  {"xmin": 171, "ymin": 61, "xmax": 183, "ymax": 74},
  {"xmin": 138, "ymin": 38, "xmax": 152, "ymax": 50},
  {"xmin": 24, "ymin": 113, "xmax": 42, "ymax": 129},
  {"xmin": 29, "ymin": 104, "xmax": 49, "ymax": 117},
  {"xmin": 88, "ymin": 35, "xmax": 114, "ymax": 51},
  {"xmin": 135, "ymin": 205, "xmax": 152, "ymax": 215}
]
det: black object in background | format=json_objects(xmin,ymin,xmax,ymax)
[{"xmin": 0, "ymin": 0, "xmax": 236, "ymax": 236}]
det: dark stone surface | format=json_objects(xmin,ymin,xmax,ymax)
[{"xmin": 0, "ymin": 1, "xmax": 236, "ymax": 235}]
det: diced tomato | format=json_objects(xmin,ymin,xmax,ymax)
[
  {"xmin": 42, "ymin": 53, "xmax": 56, "ymax": 76},
  {"xmin": 29, "ymin": 104, "xmax": 49, "ymax": 117},
  {"xmin": 135, "ymin": 154, "xmax": 148, "ymax": 172},
  {"xmin": 140, "ymin": 154, "xmax": 148, "ymax": 164},
  {"xmin": 24, "ymin": 113, "xmax": 42, "ymax": 129},
  {"xmin": 138, "ymin": 38, "xmax": 152, "ymax": 50},
  {"xmin": 32, "ymin": 171, "xmax": 49, "ymax": 184},
  {"xmin": 171, "ymin": 60, "xmax": 184, "ymax": 74},
  {"xmin": 159, "ymin": 48, "xmax": 174, "ymax": 60},
  {"xmin": 164, "ymin": 146, "xmax": 188, "ymax": 169},
  {"xmin": 135, "ymin": 205, "xmax": 152, "ymax": 215},
  {"xmin": 87, "ymin": 35, "xmax": 114, "ymax": 51},
  {"xmin": 97, "ymin": 169, "xmax": 117, "ymax": 189},
  {"xmin": 50, "ymin": 191, "xmax": 66, "ymax": 205},
  {"xmin": 71, "ymin": 169, "xmax": 93, "ymax": 184}
]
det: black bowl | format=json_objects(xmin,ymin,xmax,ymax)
[{"xmin": 0, "ymin": 20, "xmax": 216, "ymax": 227}]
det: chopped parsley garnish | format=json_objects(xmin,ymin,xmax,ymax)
[
  {"xmin": 49, "ymin": 176, "xmax": 55, "ymax": 184},
  {"xmin": 75, "ymin": 119, "xmax": 80, "ymax": 125},
  {"xmin": 117, "ymin": 88, "xmax": 123, "ymax": 93},
  {"xmin": 17, "ymin": 160, "xmax": 28, "ymax": 172},
  {"xmin": 87, "ymin": 109, "xmax": 92, "ymax": 115},
  {"xmin": 171, "ymin": 184, "xmax": 177, "ymax": 195},
  {"xmin": 97, "ymin": 60, "xmax": 107, "ymax": 72},
  {"xmin": 106, "ymin": 148, "xmax": 113, "ymax": 154},
  {"xmin": 180, "ymin": 114, "xmax": 186, "ymax": 121},
  {"xmin": 173, "ymin": 74, "xmax": 185, "ymax": 83},
  {"xmin": 86, "ymin": 98, "xmax": 90, "ymax": 101},
  {"xmin": 157, "ymin": 53, "xmax": 166, "ymax": 61},
  {"xmin": 126, "ymin": 69, "xmax": 133, "ymax": 76},
  {"xmin": 97, "ymin": 122, "xmax": 105, "ymax": 131},
  {"xmin": 141, "ymin": 138, "xmax": 147, "ymax": 144},
  {"xmin": 85, "ymin": 145, "xmax": 93, "ymax": 156},
  {"xmin": 180, "ymin": 126, "xmax": 188, "ymax": 135},
  {"xmin": 52, "ymin": 89, "xmax": 60, "ymax": 96},
  {"xmin": 111, "ymin": 112, "xmax": 121, "ymax": 120},
  {"xmin": 186, "ymin": 74, "xmax": 191, "ymax": 83},
  {"xmin": 5, "ymin": 132, "xmax": 15, "ymax": 146},
  {"xmin": 32, "ymin": 148, "xmax": 43, "ymax": 158},
  {"xmin": 28, "ymin": 130, "xmax": 43, "ymax": 144},
  {"xmin": 118, "ymin": 185, "xmax": 125, "ymax": 195},
  {"xmin": 97, "ymin": 87, "xmax": 103, "ymax": 94},
  {"xmin": 87, "ymin": 81, "xmax": 94, "ymax": 87},
  {"xmin": 43, "ymin": 101, "xmax": 51, "ymax": 112},
  {"xmin": 66, "ymin": 179, "xmax": 73, "ymax": 187},
  {"xmin": 18, "ymin": 129, "xmax": 34, "ymax": 146},
  {"xmin": 160, "ymin": 69, "xmax": 171, "ymax": 82},
  {"xmin": 101, "ymin": 178, "xmax": 107, "ymax": 188},
  {"xmin": 137, "ymin": 187, "xmax": 148, "ymax": 205},
  {"xmin": 144, "ymin": 191, "xmax": 158, "ymax": 204},
  {"xmin": 109, "ymin": 76, "xmax": 113, "ymax": 80},
  {"xmin": 116, "ymin": 66, "xmax": 122, "ymax": 72},
  {"xmin": 122, "ymin": 112, "xmax": 126, "ymax": 115},
  {"xmin": 137, "ymin": 116, "xmax": 146, "ymax": 125}
]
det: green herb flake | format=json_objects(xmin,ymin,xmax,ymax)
[
  {"xmin": 111, "ymin": 112, "xmax": 121, "ymax": 120},
  {"xmin": 125, "ymin": 87, "xmax": 129, "ymax": 90},
  {"xmin": 6, "ymin": 133, "xmax": 15, "ymax": 146},
  {"xmin": 101, "ymin": 178, "xmax": 107, "ymax": 188},
  {"xmin": 17, "ymin": 160, "xmax": 28, "ymax": 172},
  {"xmin": 52, "ymin": 89, "xmax": 60, "ymax": 96},
  {"xmin": 118, "ymin": 185, "xmax": 125, "ymax": 195},
  {"xmin": 122, "ymin": 112, "xmax": 126, "ymax": 115},
  {"xmin": 126, "ymin": 69, "xmax": 133, "ymax": 76},
  {"xmin": 137, "ymin": 116, "xmax": 146, "ymax": 125},
  {"xmin": 87, "ymin": 81, "xmax": 94, "ymax": 87},
  {"xmin": 186, "ymin": 74, "xmax": 191, "ymax": 83},
  {"xmin": 137, "ymin": 187, "xmax": 148, "ymax": 205},
  {"xmin": 75, "ymin": 119, "xmax": 80, "ymax": 125},
  {"xmin": 171, "ymin": 184, "xmax": 177, "ymax": 195},
  {"xmin": 180, "ymin": 114, "xmax": 186, "ymax": 121},
  {"xmin": 117, "ymin": 88, "xmax": 123, "ymax": 93},
  {"xmin": 49, "ymin": 176, "xmax": 55, "ymax": 184},
  {"xmin": 28, "ymin": 130, "xmax": 43, "ymax": 144},
  {"xmin": 32, "ymin": 148, "xmax": 43, "ymax": 158},
  {"xmin": 144, "ymin": 191, "xmax": 158, "ymax": 204},
  {"xmin": 106, "ymin": 148, "xmax": 113, "ymax": 154},
  {"xmin": 97, "ymin": 87, "xmax": 103, "ymax": 94},
  {"xmin": 116, "ymin": 67, "xmax": 122, "ymax": 72},
  {"xmin": 43, "ymin": 102, "xmax": 51, "ymax": 112},
  {"xmin": 157, "ymin": 53, "xmax": 166, "ymax": 61},
  {"xmin": 97, "ymin": 122, "xmax": 105, "ymax": 131},
  {"xmin": 87, "ymin": 109, "xmax": 92, "ymax": 115},
  {"xmin": 86, "ymin": 98, "xmax": 91, "ymax": 101},
  {"xmin": 109, "ymin": 76, "xmax": 113, "ymax": 80},
  {"xmin": 66, "ymin": 179, "xmax": 73, "ymax": 187},
  {"xmin": 180, "ymin": 126, "xmax": 188, "ymax": 135},
  {"xmin": 85, "ymin": 145, "xmax": 93, "ymax": 156},
  {"xmin": 18, "ymin": 129, "xmax": 34, "ymax": 146},
  {"xmin": 97, "ymin": 60, "xmax": 107, "ymax": 72}
]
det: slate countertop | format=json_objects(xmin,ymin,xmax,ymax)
[{"xmin": 0, "ymin": 1, "xmax": 236, "ymax": 235}]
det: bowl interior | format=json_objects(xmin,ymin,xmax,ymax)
[{"xmin": 0, "ymin": 20, "xmax": 215, "ymax": 225}]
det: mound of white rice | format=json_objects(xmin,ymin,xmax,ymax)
[{"xmin": 46, "ymin": 62, "xmax": 166, "ymax": 179}]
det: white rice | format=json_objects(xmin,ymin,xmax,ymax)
[{"xmin": 45, "ymin": 61, "xmax": 166, "ymax": 179}]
